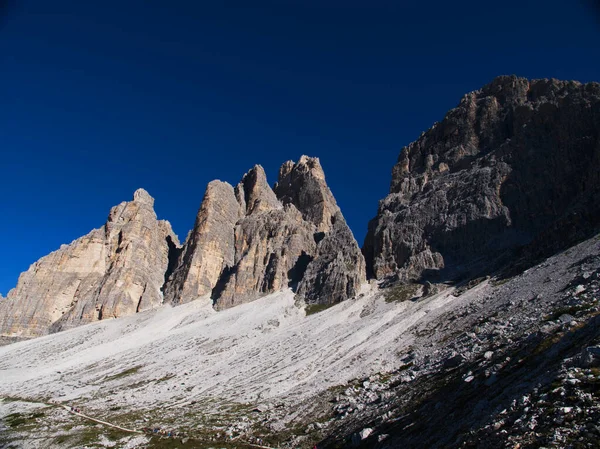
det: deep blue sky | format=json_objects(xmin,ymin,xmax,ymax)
[{"xmin": 1, "ymin": 1, "xmax": 599, "ymax": 295}]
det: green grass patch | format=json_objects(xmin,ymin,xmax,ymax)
[
  {"xmin": 61, "ymin": 426, "xmax": 130, "ymax": 447},
  {"xmin": 305, "ymin": 302, "xmax": 336, "ymax": 315},
  {"xmin": 105, "ymin": 365, "xmax": 143, "ymax": 382},
  {"xmin": 155, "ymin": 373, "xmax": 176, "ymax": 383},
  {"xmin": 4, "ymin": 411, "xmax": 45, "ymax": 428},
  {"xmin": 533, "ymin": 333, "xmax": 564, "ymax": 355},
  {"xmin": 398, "ymin": 362, "xmax": 414, "ymax": 371},
  {"xmin": 545, "ymin": 304, "xmax": 595, "ymax": 322},
  {"xmin": 145, "ymin": 436, "xmax": 258, "ymax": 449},
  {"xmin": 453, "ymin": 276, "xmax": 489, "ymax": 296},
  {"xmin": 490, "ymin": 276, "xmax": 512, "ymax": 287},
  {"xmin": 384, "ymin": 283, "xmax": 420, "ymax": 303}
]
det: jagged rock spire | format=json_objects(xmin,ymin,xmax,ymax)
[
  {"xmin": 235, "ymin": 165, "xmax": 282, "ymax": 215},
  {"xmin": 274, "ymin": 155, "xmax": 338, "ymax": 232},
  {"xmin": 165, "ymin": 156, "xmax": 366, "ymax": 310},
  {"xmin": 0, "ymin": 189, "xmax": 179, "ymax": 338},
  {"xmin": 162, "ymin": 180, "xmax": 241, "ymax": 304}
]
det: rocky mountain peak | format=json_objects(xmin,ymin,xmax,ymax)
[
  {"xmin": 235, "ymin": 165, "xmax": 282, "ymax": 215},
  {"xmin": 164, "ymin": 156, "xmax": 365, "ymax": 310},
  {"xmin": 162, "ymin": 180, "xmax": 240, "ymax": 304},
  {"xmin": 0, "ymin": 189, "xmax": 178, "ymax": 338},
  {"xmin": 275, "ymin": 155, "xmax": 338, "ymax": 232},
  {"xmin": 133, "ymin": 188, "xmax": 155, "ymax": 206},
  {"xmin": 365, "ymin": 75, "xmax": 600, "ymax": 282}
]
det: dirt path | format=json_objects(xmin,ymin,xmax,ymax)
[{"xmin": 61, "ymin": 405, "xmax": 142, "ymax": 434}]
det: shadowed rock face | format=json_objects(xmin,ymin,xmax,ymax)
[
  {"xmin": 364, "ymin": 76, "xmax": 600, "ymax": 282},
  {"xmin": 0, "ymin": 189, "xmax": 179, "ymax": 338},
  {"xmin": 165, "ymin": 157, "xmax": 366, "ymax": 310},
  {"xmin": 213, "ymin": 206, "xmax": 317, "ymax": 310},
  {"xmin": 297, "ymin": 211, "xmax": 366, "ymax": 305}
]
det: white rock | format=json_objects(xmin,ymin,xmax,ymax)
[{"xmin": 359, "ymin": 428, "xmax": 373, "ymax": 439}]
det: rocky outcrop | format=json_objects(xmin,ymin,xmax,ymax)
[
  {"xmin": 0, "ymin": 189, "xmax": 179, "ymax": 338},
  {"xmin": 213, "ymin": 205, "xmax": 317, "ymax": 309},
  {"xmin": 165, "ymin": 157, "xmax": 365, "ymax": 310},
  {"xmin": 297, "ymin": 211, "xmax": 366, "ymax": 304},
  {"xmin": 236, "ymin": 165, "xmax": 282, "ymax": 215},
  {"xmin": 274, "ymin": 155, "xmax": 339, "ymax": 233},
  {"xmin": 2, "ymin": 156, "xmax": 365, "ymax": 338},
  {"xmin": 162, "ymin": 181, "xmax": 241, "ymax": 304},
  {"xmin": 364, "ymin": 76, "xmax": 600, "ymax": 282}
]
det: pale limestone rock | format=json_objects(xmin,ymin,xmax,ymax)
[
  {"xmin": 162, "ymin": 181, "xmax": 241, "ymax": 304},
  {"xmin": 276, "ymin": 157, "xmax": 366, "ymax": 305},
  {"xmin": 297, "ymin": 211, "xmax": 366, "ymax": 305},
  {"xmin": 0, "ymin": 189, "xmax": 178, "ymax": 338},
  {"xmin": 274, "ymin": 155, "xmax": 339, "ymax": 232},
  {"xmin": 167, "ymin": 158, "xmax": 366, "ymax": 310},
  {"xmin": 214, "ymin": 158, "xmax": 365, "ymax": 309},
  {"xmin": 235, "ymin": 165, "xmax": 282, "ymax": 215},
  {"xmin": 213, "ymin": 206, "xmax": 316, "ymax": 310},
  {"xmin": 3, "ymin": 156, "xmax": 368, "ymax": 336}
]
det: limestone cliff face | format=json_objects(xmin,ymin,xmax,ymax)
[
  {"xmin": 162, "ymin": 181, "xmax": 241, "ymax": 304},
  {"xmin": 274, "ymin": 155, "xmax": 339, "ymax": 232},
  {"xmin": 297, "ymin": 211, "xmax": 366, "ymax": 304},
  {"xmin": 165, "ymin": 157, "xmax": 366, "ymax": 310},
  {"xmin": 275, "ymin": 157, "xmax": 366, "ymax": 305},
  {"xmin": 2, "ymin": 157, "xmax": 366, "ymax": 338},
  {"xmin": 363, "ymin": 76, "xmax": 600, "ymax": 282},
  {"xmin": 0, "ymin": 189, "xmax": 179, "ymax": 338},
  {"xmin": 213, "ymin": 205, "xmax": 317, "ymax": 310}
]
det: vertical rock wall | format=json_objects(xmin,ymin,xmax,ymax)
[
  {"xmin": 363, "ymin": 76, "xmax": 600, "ymax": 282},
  {"xmin": 165, "ymin": 157, "xmax": 366, "ymax": 310}
]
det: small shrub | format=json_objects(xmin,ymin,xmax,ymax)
[
  {"xmin": 305, "ymin": 303, "xmax": 336, "ymax": 315},
  {"xmin": 384, "ymin": 283, "xmax": 420, "ymax": 303}
]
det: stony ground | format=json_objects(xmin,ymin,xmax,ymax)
[{"xmin": 1, "ymin": 234, "xmax": 599, "ymax": 448}]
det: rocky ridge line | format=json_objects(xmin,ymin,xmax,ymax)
[
  {"xmin": 1, "ymin": 157, "xmax": 365, "ymax": 338},
  {"xmin": 363, "ymin": 75, "xmax": 600, "ymax": 283},
  {"xmin": 0, "ymin": 189, "xmax": 179, "ymax": 338},
  {"xmin": 164, "ymin": 155, "xmax": 366, "ymax": 310}
]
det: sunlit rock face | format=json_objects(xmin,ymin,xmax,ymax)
[
  {"xmin": 165, "ymin": 157, "xmax": 366, "ymax": 310},
  {"xmin": 162, "ymin": 180, "xmax": 242, "ymax": 305},
  {"xmin": 0, "ymin": 189, "xmax": 179, "ymax": 338},
  {"xmin": 364, "ymin": 76, "xmax": 600, "ymax": 283},
  {"xmin": 1, "ymin": 156, "xmax": 367, "ymax": 338}
]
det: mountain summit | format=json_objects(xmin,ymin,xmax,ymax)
[
  {"xmin": 0, "ymin": 189, "xmax": 179, "ymax": 338},
  {"xmin": 364, "ymin": 76, "xmax": 600, "ymax": 283},
  {"xmin": 163, "ymin": 156, "xmax": 365, "ymax": 310},
  {"xmin": 0, "ymin": 157, "xmax": 365, "ymax": 338},
  {"xmin": 1, "ymin": 77, "xmax": 600, "ymax": 449}
]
